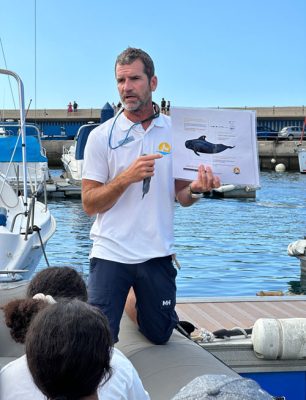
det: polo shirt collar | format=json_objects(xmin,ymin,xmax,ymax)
[{"xmin": 116, "ymin": 111, "xmax": 165, "ymax": 131}]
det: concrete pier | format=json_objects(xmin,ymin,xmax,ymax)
[
  {"xmin": 257, "ymin": 140, "xmax": 303, "ymax": 171},
  {"xmin": 43, "ymin": 139, "xmax": 305, "ymax": 171}
]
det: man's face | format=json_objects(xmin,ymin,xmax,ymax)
[{"xmin": 116, "ymin": 59, "xmax": 157, "ymax": 112}]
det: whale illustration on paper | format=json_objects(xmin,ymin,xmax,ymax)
[{"xmin": 185, "ymin": 135, "xmax": 235, "ymax": 155}]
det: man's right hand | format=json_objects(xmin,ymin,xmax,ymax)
[
  {"xmin": 122, "ymin": 153, "xmax": 163, "ymax": 184},
  {"xmin": 82, "ymin": 154, "xmax": 163, "ymax": 215}
]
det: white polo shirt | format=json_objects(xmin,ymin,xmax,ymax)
[
  {"xmin": 0, "ymin": 348, "xmax": 150, "ymax": 400},
  {"xmin": 82, "ymin": 112, "xmax": 175, "ymax": 264}
]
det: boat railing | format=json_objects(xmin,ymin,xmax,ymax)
[
  {"xmin": 0, "ymin": 123, "xmax": 47, "ymax": 160},
  {"xmin": 24, "ymin": 196, "xmax": 36, "ymax": 240},
  {"xmin": 1, "ymin": 163, "xmax": 47, "ymax": 196},
  {"xmin": 10, "ymin": 211, "xmax": 25, "ymax": 233},
  {"xmin": 0, "ymin": 270, "xmax": 28, "ymax": 274}
]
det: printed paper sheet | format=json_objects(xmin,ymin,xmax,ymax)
[{"xmin": 171, "ymin": 107, "xmax": 260, "ymax": 187}]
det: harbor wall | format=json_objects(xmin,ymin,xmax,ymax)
[
  {"xmin": 257, "ymin": 140, "xmax": 302, "ymax": 171},
  {"xmin": 43, "ymin": 140, "xmax": 304, "ymax": 171}
]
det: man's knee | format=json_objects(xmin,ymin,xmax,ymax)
[
  {"xmin": 137, "ymin": 312, "xmax": 178, "ymax": 345},
  {"xmin": 139, "ymin": 325, "xmax": 173, "ymax": 345}
]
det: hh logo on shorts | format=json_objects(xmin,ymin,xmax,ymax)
[{"xmin": 162, "ymin": 299, "xmax": 172, "ymax": 307}]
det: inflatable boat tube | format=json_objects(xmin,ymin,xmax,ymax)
[
  {"xmin": 116, "ymin": 313, "xmax": 238, "ymax": 400},
  {"xmin": 1, "ymin": 283, "xmax": 238, "ymax": 400},
  {"xmin": 0, "ymin": 282, "xmax": 28, "ymax": 368}
]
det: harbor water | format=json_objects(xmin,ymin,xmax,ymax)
[{"xmin": 38, "ymin": 171, "xmax": 306, "ymax": 297}]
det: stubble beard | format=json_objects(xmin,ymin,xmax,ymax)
[
  {"xmin": 121, "ymin": 98, "xmax": 142, "ymax": 112},
  {"xmin": 121, "ymin": 85, "xmax": 152, "ymax": 113}
]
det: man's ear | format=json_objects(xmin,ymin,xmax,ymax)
[{"xmin": 150, "ymin": 75, "xmax": 158, "ymax": 92}]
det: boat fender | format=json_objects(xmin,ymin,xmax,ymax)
[
  {"xmin": 252, "ymin": 318, "xmax": 306, "ymax": 360},
  {"xmin": 0, "ymin": 207, "xmax": 7, "ymax": 226}
]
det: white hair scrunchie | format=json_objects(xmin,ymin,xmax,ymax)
[{"xmin": 33, "ymin": 293, "xmax": 57, "ymax": 304}]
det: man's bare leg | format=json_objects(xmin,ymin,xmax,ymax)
[{"xmin": 124, "ymin": 287, "xmax": 138, "ymax": 324}]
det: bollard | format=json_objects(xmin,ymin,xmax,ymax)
[
  {"xmin": 287, "ymin": 239, "xmax": 306, "ymax": 292},
  {"xmin": 300, "ymin": 256, "xmax": 306, "ymax": 291}
]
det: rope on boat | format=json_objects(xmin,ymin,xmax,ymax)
[
  {"xmin": 191, "ymin": 328, "xmax": 215, "ymax": 343},
  {"xmin": 191, "ymin": 326, "xmax": 253, "ymax": 343},
  {"xmin": 213, "ymin": 326, "xmax": 253, "ymax": 339},
  {"xmin": 177, "ymin": 320, "xmax": 253, "ymax": 343},
  {"xmin": 32, "ymin": 225, "xmax": 50, "ymax": 267},
  {"xmin": 24, "ymin": 195, "xmax": 50, "ymax": 268}
]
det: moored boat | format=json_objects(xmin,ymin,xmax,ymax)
[
  {"xmin": 297, "ymin": 146, "xmax": 306, "ymax": 173},
  {"xmin": 61, "ymin": 123, "xmax": 99, "ymax": 185},
  {"xmin": 297, "ymin": 119, "xmax": 306, "ymax": 173},
  {"xmin": 0, "ymin": 68, "xmax": 56, "ymax": 282},
  {"xmin": 0, "ymin": 173, "xmax": 56, "ymax": 281},
  {"xmin": 0, "ymin": 122, "xmax": 49, "ymax": 195},
  {"xmin": 61, "ymin": 103, "xmax": 115, "ymax": 185}
]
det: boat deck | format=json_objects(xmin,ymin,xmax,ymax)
[
  {"xmin": 176, "ymin": 296, "xmax": 306, "ymax": 333},
  {"xmin": 45, "ymin": 175, "xmax": 81, "ymax": 197}
]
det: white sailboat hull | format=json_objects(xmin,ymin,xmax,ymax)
[
  {"xmin": 61, "ymin": 145, "xmax": 82, "ymax": 185},
  {"xmin": 0, "ymin": 174, "xmax": 56, "ymax": 281}
]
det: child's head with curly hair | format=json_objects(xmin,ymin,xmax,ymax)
[{"xmin": 2, "ymin": 266, "xmax": 87, "ymax": 344}]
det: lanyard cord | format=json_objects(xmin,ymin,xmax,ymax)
[{"xmin": 108, "ymin": 103, "xmax": 160, "ymax": 150}]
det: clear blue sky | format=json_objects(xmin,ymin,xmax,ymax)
[{"xmin": 1, "ymin": 0, "xmax": 306, "ymax": 110}]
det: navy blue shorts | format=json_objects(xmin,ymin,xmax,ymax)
[{"xmin": 88, "ymin": 255, "xmax": 179, "ymax": 344}]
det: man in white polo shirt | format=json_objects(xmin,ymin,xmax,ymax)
[{"xmin": 82, "ymin": 47, "xmax": 220, "ymax": 344}]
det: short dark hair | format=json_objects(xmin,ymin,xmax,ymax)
[
  {"xmin": 115, "ymin": 47, "xmax": 155, "ymax": 80},
  {"xmin": 26, "ymin": 300, "xmax": 113, "ymax": 400},
  {"xmin": 27, "ymin": 266, "xmax": 87, "ymax": 302}
]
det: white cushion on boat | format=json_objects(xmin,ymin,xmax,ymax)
[{"xmin": 116, "ymin": 313, "xmax": 238, "ymax": 400}]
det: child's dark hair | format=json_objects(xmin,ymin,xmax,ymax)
[
  {"xmin": 2, "ymin": 266, "xmax": 88, "ymax": 344},
  {"xmin": 2, "ymin": 298, "xmax": 48, "ymax": 343},
  {"xmin": 27, "ymin": 266, "xmax": 87, "ymax": 302},
  {"xmin": 26, "ymin": 299, "xmax": 112, "ymax": 400}
]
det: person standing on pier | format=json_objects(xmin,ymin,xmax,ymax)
[
  {"xmin": 166, "ymin": 100, "xmax": 171, "ymax": 115},
  {"xmin": 161, "ymin": 97, "xmax": 166, "ymax": 113},
  {"xmin": 82, "ymin": 47, "xmax": 220, "ymax": 344},
  {"xmin": 67, "ymin": 102, "xmax": 73, "ymax": 113}
]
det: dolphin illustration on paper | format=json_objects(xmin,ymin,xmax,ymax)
[{"xmin": 185, "ymin": 135, "xmax": 235, "ymax": 155}]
